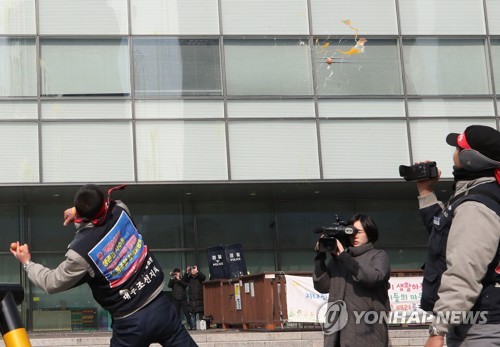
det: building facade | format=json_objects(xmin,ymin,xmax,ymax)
[{"xmin": 0, "ymin": 0, "xmax": 499, "ymax": 331}]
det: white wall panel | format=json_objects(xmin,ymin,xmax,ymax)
[
  {"xmin": 42, "ymin": 100, "xmax": 132, "ymax": 120},
  {"xmin": 487, "ymin": 0, "xmax": 500, "ymax": 34},
  {"xmin": 227, "ymin": 100, "xmax": 315, "ymax": 118},
  {"xmin": 0, "ymin": 0, "xmax": 35, "ymax": 35},
  {"xmin": 229, "ymin": 120, "xmax": 319, "ymax": 180},
  {"xmin": 0, "ymin": 101, "xmax": 37, "ymax": 120},
  {"xmin": 131, "ymin": 0, "xmax": 219, "ymax": 35},
  {"xmin": 42, "ymin": 122, "xmax": 134, "ymax": 182},
  {"xmin": 318, "ymin": 100, "xmax": 405, "ymax": 118},
  {"xmin": 39, "ymin": 0, "xmax": 128, "ymax": 35},
  {"xmin": 310, "ymin": 0, "xmax": 397, "ymax": 35},
  {"xmin": 409, "ymin": 119, "xmax": 497, "ymax": 178},
  {"xmin": 321, "ymin": 120, "xmax": 409, "ymax": 179},
  {"xmin": 135, "ymin": 100, "xmax": 224, "ymax": 119},
  {"xmin": 221, "ymin": 0, "xmax": 309, "ymax": 35},
  {"xmin": 136, "ymin": 121, "xmax": 227, "ymax": 181},
  {"xmin": 400, "ymin": 0, "xmax": 485, "ymax": 35},
  {"xmin": 408, "ymin": 99, "xmax": 495, "ymax": 118},
  {"xmin": 0, "ymin": 122, "xmax": 39, "ymax": 183}
]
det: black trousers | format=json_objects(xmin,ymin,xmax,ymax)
[
  {"xmin": 110, "ymin": 293, "xmax": 197, "ymax": 347},
  {"xmin": 172, "ymin": 298, "xmax": 190, "ymax": 326}
]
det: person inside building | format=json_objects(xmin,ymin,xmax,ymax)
[
  {"xmin": 10, "ymin": 184, "xmax": 197, "ymax": 347},
  {"xmin": 184, "ymin": 265, "xmax": 206, "ymax": 330},
  {"xmin": 313, "ymin": 213, "xmax": 391, "ymax": 347},
  {"xmin": 167, "ymin": 267, "xmax": 191, "ymax": 329},
  {"xmin": 415, "ymin": 125, "xmax": 500, "ymax": 347}
]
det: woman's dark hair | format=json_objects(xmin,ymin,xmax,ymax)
[
  {"xmin": 350, "ymin": 213, "xmax": 379, "ymax": 244},
  {"xmin": 74, "ymin": 184, "xmax": 105, "ymax": 218}
]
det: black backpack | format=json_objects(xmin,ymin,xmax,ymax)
[{"xmin": 421, "ymin": 181, "xmax": 500, "ymax": 312}]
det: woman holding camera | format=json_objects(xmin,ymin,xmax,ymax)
[{"xmin": 313, "ymin": 214, "xmax": 391, "ymax": 347}]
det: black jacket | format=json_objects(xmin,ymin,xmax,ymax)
[
  {"xmin": 168, "ymin": 276, "xmax": 188, "ymax": 301},
  {"xmin": 184, "ymin": 271, "xmax": 206, "ymax": 313}
]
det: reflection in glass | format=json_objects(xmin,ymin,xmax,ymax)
[
  {"xmin": 40, "ymin": 39, "xmax": 130, "ymax": 97},
  {"xmin": 403, "ymin": 38, "xmax": 490, "ymax": 95},
  {"xmin": 314, "ymin": 38, "xmax": 402, "ymax": 95},
  {"xmin": 133, "ymin": 38, "xmax": 221, "ymax": 96},
  {"xmin": 224, "ymin": 38, "xmax": 313, "ymax": 95},
  {"xmin": 195, "ymin": 201, "xmax": 275, "ymax": 249},
  {"xmin": 0, "ymin": 38, "xmax": 36, "ymax": 97}
]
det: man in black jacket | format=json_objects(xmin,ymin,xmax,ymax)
[
  {"xmin": 184, "ymin": 265, "xmax": 206, "ymax": 330},
  {"xmin": 167, "ymin": 268, "xmax": 191, "ymax": 329},
  {"xmin": 11, "ymin": 184, "xmax": 197, "ymax": 347}
]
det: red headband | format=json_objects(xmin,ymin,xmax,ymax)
[
  {"xmin": 74, "ymin": 184, "xmax": 127, "ymax": 226},
  {"xmin": 456, "ymin": 132, "xmax": 471, "ymax": 150}
]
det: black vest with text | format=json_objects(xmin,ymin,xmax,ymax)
[
  {"xmin": 69, "ymin": 203, "xmax": 164, "ymax": 318},
  {"xmin": 420, "ymin": 182, "xmax": 500, "ymax": 323}
]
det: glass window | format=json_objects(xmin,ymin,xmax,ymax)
[
  {"xmin": 41, "ymin": 100, "xmax": 132, "ymax": 120},
  {"xmin": 276, "ymin": 199, "xmax": 353, "ymax": 248},
  {"xmin": 487, "ymin": 0, "xmax": 500, "ymax": 34},
  {"xmin": 224, "ymin": 39, "xmax": 313, "ymax": 96},
  {"xmin": 353, "ymin": 199, "xmax": 427, "ymax": 248},
  {"xmin": 135, "ymin": 120, "xmax": 228, "ymax": 181},
  {"xmin": 40, "ymin": 39, "xmax": 130, "ymax": 97},
  {"xmin": 130, "ymin": 0, "xmax": 219, "ymax": 35},
  {"xmin": 195, "ymin": 201, "xmax": 275, "ymax": 249},
  {"xmin": 228, "ymin": 120, "xmax": 320, "ymax": 180},
  {"xmin": 403, "ymin": 39, "xmax": 491, "ymax": 95},
  {"xmin": 243, "ymin": 251, "xmax": 276, "ymax": 274},
  {"xmin": 31, "ymin": 204, "xmax": 76, "ymax": 251},
  {"xmin": 0, "ymin": 205, "xmax": 22, "ymax": 283},
  {"xmin": 133, "ymin": 38, "xmax": 221, "ymax": 97},
  {"xmin": 41, "ymin": 121, "xmax": 134, "ymax": 182},
  {"xmin": 135, "ymin": 100, "xmax": 224, "ymax": 119},
  {"xmin": 407, "ymin": 99, "xmax": 495, "ymax": 117},
  {"xmin": 386, "ymin": 248, "xmax": 427, "ymax": 270},
  {"xmin": 320, "ymin": 120, "xmax": 409, "ymax": 179},
  {"xmin": 0, "ymin": 122, "xmax": 39, "ymax": 183},
  {"xmin": 280, "ymin": 250, "xmax": 315, "ymax": 271},
  {"xmin": 409, "ymin": 119, "xmax": 496, "ymax": 178},
  {"xmin": 0, "ymin": 101, "xmax": 37, "ymax": 120},
  {"xmin": 310, "ymin": 0, "xmax": 398, "ymax": 35},
  {"xmin": 0, "ymin": 38, "xmax": 36, "ymax": 97},
  {"xmin": 38, "ymin": 0, "xmax": 128, "ymax": 35},
  {"xmin": 314, "ymin": 38, "xmax": 402, "ymax": 96},
  {"xmin": 491, "ymin": 40, "xmax": 500, "ymax": 94},
  {"xmin": 227, "ymin": 100, "xmax": 315, "ymax": 118},
  {"xmin": 221, "ymin": 0, "xmax": 309, "ymax": 35},
  {"xmin": 126, "ymin": 202, "xmax": 184, "ymax": 249},
  {"xmin": 318, "ymin": 99, "xmax": 405, "ymax": 118},
  {"xmin": 29, "ymin": 255, "xmax": 102, "ymax": 331},
  {"xmin": 399, "ymin": 0, "xmax": 485, "ymax": 35},
  {"xmin": 0, "ymin": 0, "xmax": 35, "ymax": 35}
]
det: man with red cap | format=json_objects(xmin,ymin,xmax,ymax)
[{"xmin": 416, "ymin": 125, "xmax": 500, "ymax": 347}]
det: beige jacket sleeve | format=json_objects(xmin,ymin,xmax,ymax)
[
  {"xmin": 432, "ymin": 200, "xmax": 500, "ymax": 332},
  {"xmin": 24, "ymin": 249, "xmax": 91, "ymax": 294}
]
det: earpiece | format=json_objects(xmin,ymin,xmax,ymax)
[{"xmin": 458, "ymin": 149, "xmax": 500, "ymax": 171}]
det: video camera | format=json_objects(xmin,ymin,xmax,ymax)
[
  {"xmin": 314, "ymin": 215, "xmax": 357, "ymax": 253},
  {"xmin": 399, "ymin": 161, "xmax": 438, "ymax": 182}
]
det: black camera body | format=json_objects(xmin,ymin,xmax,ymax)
[
  {"xmin": 314, "ymin": 216, "xmax": 357, "ymax": 253},
  {"xmin": 399, "ymin": 161, "xmax": 438, "ymax": 182}
]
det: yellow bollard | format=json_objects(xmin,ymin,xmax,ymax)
[{"xmin": 0, "ymin": 287, "xmax": 32, "ymax": 347}]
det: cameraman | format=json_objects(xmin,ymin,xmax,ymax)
[
  {"xmin": 167, "ymin": 268, "xmax": 191, "ymax": 329},
  {"xmin": 313, "ymin": 214, "xmax": 390, "ymax": 347},
  {"xmin": 416, "ymin": 125, "xmax": 500, "ymax": 347}
]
